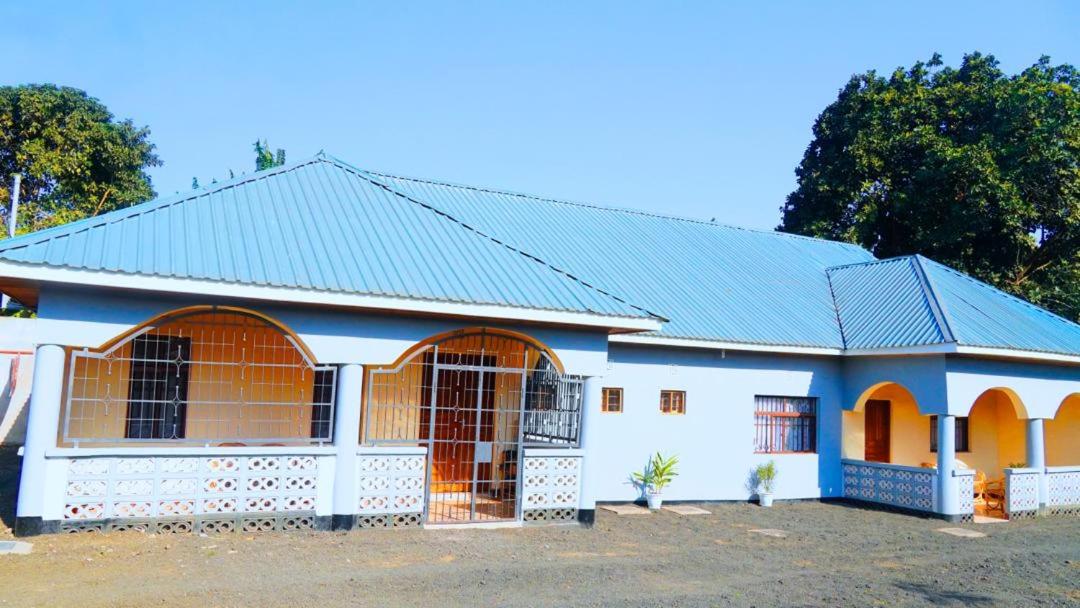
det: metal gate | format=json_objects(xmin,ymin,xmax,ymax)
[{"xmin": 364, "ymin": 330, "xmax": 584, "ymax": 525}]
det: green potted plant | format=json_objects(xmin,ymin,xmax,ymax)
[
  {"xmin": 755, "ymin": 460, "xmax": 777, "ymax": 507},
  {"xmin": 632, "ymin": 452, "xmax": 679, "ymax": 510}
]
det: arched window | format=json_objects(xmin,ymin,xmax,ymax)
[{"xmin": 63, "ymin": 307, "xmax": 335, "ymax": 446}]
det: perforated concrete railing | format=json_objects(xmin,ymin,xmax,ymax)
[
  {"xmin": 1045, "ymin": 466, "xmax": 1080, "ymax": 516},
  {"xmin": 1004, "ymin": 468, "xmax": 1040, "ymax": 520},
  {"xmin": 522, "ymin": 451, "xmax": 582, "ymax": 523},
  {"xmin": 355, "ymin": 451, "xmax": 426, "ymax": 528},
  {"xmin": 954, "ymin": 470, "xmax": 975, "ymax": 522},
  {"xmin": 62, "ymin": 453, "xmax": 326, "ymax": 533},
  {"xmin": 842, "ymin": 459, "xmax": 937, "ymax": 513}
]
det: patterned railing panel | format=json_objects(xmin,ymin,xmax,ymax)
[
  {"xmin": 1004, "ymin": 469, "xmax": 1040, "ymax": 518},
  {"xmin": 64, "ymin": 455, "xmax": 320, "ymax": 520},
  {"xmin": 955, "ymin": 471, "xmax": 975, "ymax": 519},
  {"xmin": 842, "ymin": 460, "xmax": 936, "ymax": 512},
  {"xmin": 1046, "ymin": 467, "xmax": 1080, "ymax": 514},
  {"xmin": 356, "ymin": 452, "xmax": 425, "ymax": 516},
  {"xmin": 522, "ymin": 453, "xmax": 581, "ymax": 517}
]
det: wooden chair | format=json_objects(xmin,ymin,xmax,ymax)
[{"xmin": 982, "ymin": 478, "xmax": 1006, "ymax": 517}]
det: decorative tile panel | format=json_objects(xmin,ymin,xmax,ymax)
[
  {"xmin": 842, "ymin": 460, "xmax": 936, "ymax": 512},
  {"xmin": 522, "ymin": 453, "xmax": 582, "ymax": 509},
  {"xmin": 356, "ymin": 453, "xmax": 425, "ymax": 515},
  {"xmin": 63, "ymin": 454, "xmax": 320, "ymax": 520},
  {"xmin": 956, "ymin": 472, "xmax": 974, "ymax": 516},
  {"xmin": 1005, "ymin": 470, "xmax": 1040, "ymax": 517},
  {"xmin": 1047, "ymin": 469, "xmax": 1080, "ymax": 511}
]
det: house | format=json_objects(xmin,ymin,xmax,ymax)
[{"xmin": 1, "ymin": 153, "xmax": 1077, "ymax": 536}]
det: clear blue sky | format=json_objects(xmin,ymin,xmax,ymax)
[{"xmin": 4, "ymin": 1, "xmax": 1077, "ymax": 229}]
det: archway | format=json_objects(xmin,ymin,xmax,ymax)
[
  {"xmin": 844, "ymin": 382, "xmax": 930, "ymax": 466},
  {"xmin": 1047, "ymin": 393, "xmax": 1079, "ymax": 467},
  {"xmin": 365, "ymin": 328, "xmax": 582, "ymax": 524},
  {"xmin": 963, "ymin": 388, "xmax": 1027, "ymax": 478},
  {"xmin": 62, "ymin": 306, "xmax": 334, "ymax": 447}
]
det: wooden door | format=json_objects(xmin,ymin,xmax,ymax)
[{"xmin": 864, "ymin": 400, "xmax": 891, "ymax": 463}]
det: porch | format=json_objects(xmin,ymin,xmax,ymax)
[
  {"xmin": 16, "ymin": 306, "xmax": 590, "ymax": 535},
  {"xmin": 841, "ymin": 377, "xmax": 1080, "ymax": 522}
]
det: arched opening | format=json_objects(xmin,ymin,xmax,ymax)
[
  {"xmin": 843, "ymin": 382, "xmax": 931, "ymax": 466},
  {"xmin": 365, "ymin": 328, "xmax": 582, "ymax": 524},
  {"xmin": 963, "ymin": 388, "xmax": 1027, "ymax": 478},
  {"xmin": 1047, "ymin": 393, "xmax": 1080, "ymax": 467},
  {"xmin": 62, "ymin": 306, "xmax": 335, "ymax": 447}
]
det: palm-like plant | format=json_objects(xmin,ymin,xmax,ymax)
[
  {"xmin": 755, "ymin": 460, "xmax": 777, "ymax": 493},
  {"xmin": 632, "ymin": 452, "xmax": 679, "ymax": 493}
]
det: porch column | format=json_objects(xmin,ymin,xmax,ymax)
[
  {"xmin": 1026, "ymin": 418, "xmax": 1048, "ymax": 509},
  {"xmin": 936, "ymin": 414, "xmax": 960, "ymax": 519},
  {"xmin": 576, "ymin": 375, "xmax": 602, "ymax": 527},
  {"xmin": 15, "ymin": 343, "xmax": 66, "ymax": 536},
  {"xmin": 331, "ymin": 363, "xmax": 363, "ymax": 530}
]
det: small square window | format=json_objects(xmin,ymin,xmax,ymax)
[
  {"xmin": 660, "ymin": 390, "xmax": 686, "ymax": 415},
  {"xmin": 930, "ymin": 416, "xmax": 970, "ymax": 453},
  {"xmin": 602, "ymin": 388, "xmax": 623, "ymax": 413}
]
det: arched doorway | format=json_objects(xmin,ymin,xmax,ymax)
[
  {"xmin": 365, "ymin": 328, "xmax": 582, "ymax": 524},
  {"xmin": 1047, "ymin": 393, "xmax": 1079, "ymax": 467},
  {"xmin": 845, "ymin": 382, "xmax": 928, "ymax": 466}
]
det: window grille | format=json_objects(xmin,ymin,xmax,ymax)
[
  {"xmin": 930, "ymin": 415, "xmax": 970, "ymax": 452},
  {"xmin": 754, "ymin": 396, "xmax": 817, "ymax": 453},
  {"xmin": 660, "ymin": 390, "xmax": 685, "ymax": 415},
  {"xmin": 63, "ymin": 308, "xmax": 336, "ymax": 446}
]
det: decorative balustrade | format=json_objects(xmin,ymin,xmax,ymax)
[
  {"xmin": 355, "ymin": 448, "xmax": 426, "ymax": 528},
  {"xmin": 842, "ymin": 459, "xmax": 936, "ymax": 513},
  {"xmin": 1004, "ymin": 468, "xmax": 1040, "ymax": 519},
  {"xmin": 60, "ymin": 451, "xmax": 329, "ymax": 533},
  {"xmin": 522, "ymin": 449, "xmax": 582, "ymax": 522},
  {"xmin": 1045, "ymin": 466, "xmax": 1080, "ymax": 515},
  {"xmin": 954, "ymin": 469, "xmax": 975, "ymax": 522}
]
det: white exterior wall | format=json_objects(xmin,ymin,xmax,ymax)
[
  {"xmin": 0, "ymin": 317, "xmax": 35, "ymax": 445},
  {"xmin": 587, "ymin": 343, "xmax": 845, "ymax": 502}
]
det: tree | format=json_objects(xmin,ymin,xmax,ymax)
[
  {"xmin": 254, "ymin": 139, "xmax": 285, "ymax": 171},
  {"xmin": 0, "ymin": 84, "xmax": 161, "ymax": 235},
  {"xmin": 780, "ymin": 53, "xmax": 1080, "ymax": 321}
]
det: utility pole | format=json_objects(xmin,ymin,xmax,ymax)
[{"xmin": 1, "ymin": 173, "xmax": 20, "ymax": 311}]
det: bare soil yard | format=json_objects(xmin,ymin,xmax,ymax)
[{"xmin": 1, "ymin": 449, "xmax": 1078, "ymax": 607}]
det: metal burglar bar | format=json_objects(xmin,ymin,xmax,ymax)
[
  {"xmin": 364, "ymin": 330, "xmax": 583, "ymax": 524},
  {"xmin": 63, "ymin": 309, "xmax": 336, "ymax": 446},
  {"xmin": 753, "ymin": 396, "xmax": 817, "ymax": 453}
]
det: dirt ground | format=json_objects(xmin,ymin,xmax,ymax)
[{"xmin": 1, "ymin": 449, "xmax": 1078, "ymax": 607}]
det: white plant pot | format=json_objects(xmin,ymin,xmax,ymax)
[
  {"xmin": 646, "ymin": 492, "xmax": 663, "ymax": 511},
  {"xmin": 758, "ymin": 492, "xmax": 774, "ymax": 507}
]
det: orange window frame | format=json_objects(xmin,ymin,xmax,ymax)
[
  {"xmin": 601, "ymin": 387, "xmax": 623, "ymax": 413},
  {"xmin": 660, "ymin": 390, "xmax": 686, "ymax": 415}
]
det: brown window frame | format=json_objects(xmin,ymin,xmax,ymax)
[
  {"xmin": 601, "ymin": 387, "xmax": 623, "ymax": 413},
  {"xmin": 930, "ymin": 415, "xmax": 970, "ymax": 453},
  {"xmin": 659, "ymin": 390, "xmax": 686, "ymax": 415},
  {"xmin": 754, "ymin": 395, "xmax": 817, "ymax": 454}
]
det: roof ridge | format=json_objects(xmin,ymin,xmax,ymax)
[
  {"xmin": 360, "ymin": 166, "xmax": 870, "ymax": 252},
  {"xmin": 321, "ymin": 157, "xmax": 668, "ymax": 322},
  {"xmin": 0, "ymin": 158, "xmax": 324, "ymax": 253},
  {"xmin": 823, "ymin": 267, "xmax": 849, "ymax": 349},
  {"xmin": 909, "ymin": 255, "xmax": 956, "ymax": 343},
  {"xmin": 826, "ymin": 254, "xmax": 914, "ymax": 272}
]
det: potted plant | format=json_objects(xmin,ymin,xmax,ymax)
[
  {"xmin": 632, "ymin": 452, "xmax": 679, "ymax": 510},
  {"xmin": 755, "ymin": 460, "xmax": 777, "ymax": 507}
]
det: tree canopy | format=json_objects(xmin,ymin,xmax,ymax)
[
  {"xmin": 254, "ymin": 139, "xmax": 285, "ymax": 171},
  {"xmin": 780, "ymin": 53, "xmax": 1080, "ymax": 321},
  {"xmin": 0, "ymin": 84, "xmax": 161, "ymax": 234}
]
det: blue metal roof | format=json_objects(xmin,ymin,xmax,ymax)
[
  {"xmin": 2, "ymin": 153, "xmax": 1078, "ymax": 356},
  {"xmin": 829, "ymin": 255, "xmax": 1080, "ymax": 356},
  {"xmin": 0, "ymin": 157, "xmax": 653, "ymax": 320},
  {"xmin": 361, "ymin": 165, "xmax": 875, "ymax": 348},
  {"xmin": 828, "ymin": 257, "xmax": 948, "ymax": 350}
]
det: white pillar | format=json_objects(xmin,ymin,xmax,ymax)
[
  {"xmin": 15, "ymin": 343, "xmax": 66, "ymax": 535},
  {"xmin": 576, "ymin": 375, "xmax": 602, "ymax": 526},
  {"xmin": 936, "ymin": 414, "xmax": 960, "ymax": 519},
  {"xmin": 1026, "ymin": 418, "xmax": 1048, "ymax": 509},
  {"xmin": 331, "ymin": 363, "xmax": 363, "ymax": 530}
]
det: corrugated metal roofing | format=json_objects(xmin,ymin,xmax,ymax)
[
  {"xmin": 0, "ymin": 157, "xmax": 653, "ymax": 320},
  {"xmin": 918, "ymin": 256, "xmax": 1080, "ymax": 355},
  {"xmin": 828, "ymin": 257, "xmax": 948, "ymax": 349},
  {"xmin": 361, "ymin": 166, "xmax": 875, "ymax": 348}
]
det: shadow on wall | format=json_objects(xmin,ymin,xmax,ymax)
[{"xmin": 0, "ymin": 354, "xmax": 32, "ymax": 446}]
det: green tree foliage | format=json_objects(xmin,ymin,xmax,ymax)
[
  {"xmin": 254, "ymin": 139, "xmax": 285, "ymax": 171},
  {"xmin": 0, "ymin": 84, "xmax": 161, "ymax": 235},
  {"xmin": 781, "ymin": 53, "xmax": 1080, "ymax": 320}
]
